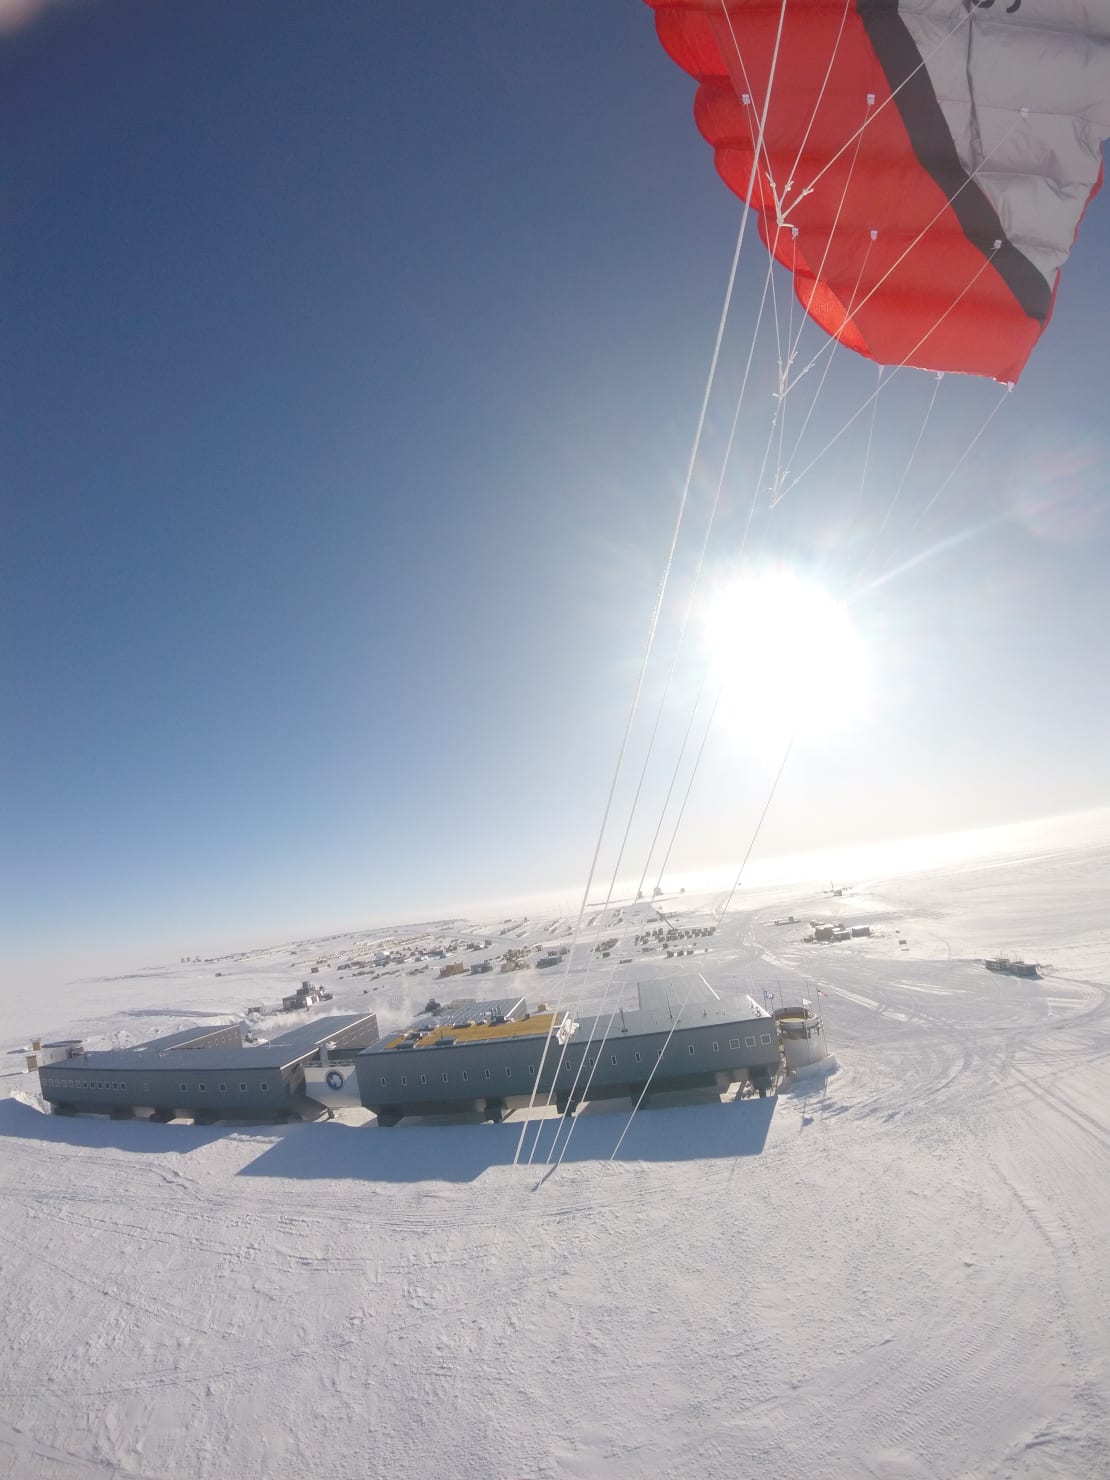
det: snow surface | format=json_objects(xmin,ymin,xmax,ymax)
[{"xmin": 3, "ymin": 828, "xmax": 1110, "ymax": 1478}]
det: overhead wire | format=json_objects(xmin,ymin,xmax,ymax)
[
  {"xmin": 875, "ymin": 370, "xmax": 944, "ymax": 539},
  {"xmin": 717, "ymin": 735, "xmax": 795, "ymax": 919},
  {"xmin": 779, "ymin": 4, "xmax": 974, "ymax": 220},
  {"xmin": 508, "ymin": 143, "xmax": 758, "ymax": 1171},
  {"xmin": 497, "ymin": 0, "xmax": 794, "ymax": 1175},
  {"xmin": 774, "ymin": 240, "xmax": 1007, "ymax": 505},
  {"xmin": 598, "ymin": 3, "xmax": 1025, "ymax": 1162},
  {"xmin": 905, "ymin": 381, "xmax": 1012, "ymax": 533},
  {"xmin": 779, "ymin": 0, "xmax": 853, "ymax": 205},
  {"xmin": 607, "ymin": 983, "xmax": 696, "ymax": 1162},
  {"xmin": 856, "ymin": 361, "xmax": 884, "ymax": 509},
  {"xmin": 612, "ymin": 8, "xmax": 1013, "ymax": 1153},
  {"xmin": 654, "ymin": 684, "xmax": 723, "ymax": 890},
  {"xmin": 782, "ymin": 112, "xmax": 1026, "ymax": 398},
  {"xmin": 538, "ymin": 0, "xmax": 795, "ymax": 1169},
  {"xmin": 532, "ymin": 0, "xmax": 1013, "ymax": 1173},
  {"xmin": 634, "ymin": 247, "xmax": 780, "ymax": 902}
]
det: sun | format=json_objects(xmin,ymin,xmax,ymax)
[{"xmin": 701, "ymin": 568, "xmax": 869, "ymax": 749}]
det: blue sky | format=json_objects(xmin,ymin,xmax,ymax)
[{"xmin": 3, "ymin": 1, "xmax": 1109, "ymax": 985}]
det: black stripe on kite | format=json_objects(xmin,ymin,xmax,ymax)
[{"xmin": 857, "ymin": 0, "xmax": 1051, "ymax": 322}]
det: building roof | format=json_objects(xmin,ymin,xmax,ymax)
[
  {"xmin": 575, "ymin": 990, "xmax": 770, "ymax": 1041},
  {"xmin": 132, "ymin": 1023, "xmax": 243, "ymax": 1052},
  {"xmin": 47, "ymin": 1015, "xmax": 378, "ymax": 1073},
  {"xmin": 361, "ymin": 1000, "xmax": 553, "ymax": 1056},
  {"xmin": 264, "ymin": 1015, "xmax": 378, "ymax": 1053}
]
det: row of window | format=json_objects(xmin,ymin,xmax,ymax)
[
  {"xmin": 40, "ymin": 1076, "xmax": 272, "ymax": 1095},
  {"xmin": 378, "ymin": 1065, "xmax": 535, "ymax": 1089},
  {"xmin": 372, "ymin": 1033, "xmax": 775, "ymax": 1092}
]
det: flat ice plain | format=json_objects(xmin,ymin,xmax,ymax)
[{"xmin": 2, "ymin": 814, "xmax": 1108, "ymax": 1479}]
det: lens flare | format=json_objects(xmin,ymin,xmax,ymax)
[{"xmin": 701, "ymin": 569, "xmax": 869, "ymax": 751}]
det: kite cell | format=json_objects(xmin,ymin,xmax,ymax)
[{"xmin": 646, "ymin": 0, "xmax": 1110, "ymax": 381}]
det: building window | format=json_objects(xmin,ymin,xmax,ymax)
[
  {"xmin": 634, "ymin": 1052, "xmax": 642, "ymax": 1063},
  {"xmin": 712, "ymin": 1042, "xmax": 719, "ymax": 1053},
  {"xmin": 462, "ymin": 1070, "xmax": 469, "ymax": 1082},
  {"xmin": 142, "ymin": 1082, "xmax": 150, "ymax": 1092},
  {"xmin": 179, "ymin": 1082, "xmax": 187, "ymax": 1093},
  {"xmin": 198, "ymin": 1083, "xmax": 207, "ymax": 1093},
  {"xmin": 379, "ymin": 1076, "xmax": 388, "ymax": 1087},
  {"xmin": 260, "ymin": 1081, "xmax": 269, "ymax": 1092},
  {"xmin": 400, "ymin": 1076, "xmax": 407, "ymax": 1087},
  {"xmin": 505, "ymin": 1066, "xmax": 512, "ymax": 1078},
  {"xmin": 760, "ymin": 1033, "xmax": 772, "ymax": 1045},
  {"xmin": 610, "ymin": 1055, "xmax": 618, "ymax": 1066},
  {"xmin": 744, "ymin": 1037, "xmax": 755, "ymax": 1048},
  {"xmin": 240, "ymin": 1082, "xmax": 248, "ymax": 1092},
  {"xmin": 528, "ymin": 1064, "xmax": 535, "ymax": 1075},
  {"xmin": 420, "ymin": 1074, "xmax": 427, "ymax": 1085},
  {"xmin": 688, "ymin": 1044, "xmax": 696, "ymax": 1055},
  {"xmin": 442, "ymin": 1073, "xmax": 449, "ymax": 1083},
  {"xmin": 484, "ymin": 1068, "xmax": 492, "ymax": 1080},
  {"xmin": 218, "ymin": 1083, "xmax": 227, "ymax": 1093}
]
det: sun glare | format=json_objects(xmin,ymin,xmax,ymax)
[{"xmin": 702, "ymin": 569, "xmax": 869, "ymax": 749}]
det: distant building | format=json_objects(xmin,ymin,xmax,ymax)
[
  {"xmin": 25, "ymin": 1038, "xmax": 85, "ymax": 1073},
  {"xmin": 283, "ymin": 981, "xmax": 332, "ymax": 1012}
]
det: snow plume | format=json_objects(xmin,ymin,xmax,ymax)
[{"xmin": 0, "ymin": 0, "xmax": 81, "ymax": 34}]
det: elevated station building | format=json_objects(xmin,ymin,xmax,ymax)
[
  {"xmin": 36, "ymin": 1015, "xmax": 379, "ymax": 1123},
  {"xmin": 354, "ymin": 988, "xmax": 782, "ymax": 1125}
]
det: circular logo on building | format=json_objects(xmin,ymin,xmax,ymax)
[{"xmin": 325, "ymin": 1069, "xmax": 345, "ymax": 1091}]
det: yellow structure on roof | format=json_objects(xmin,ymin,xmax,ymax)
[{"xmin": 381, "ymin": 1010, "xmax": 563, "ymax": 1052}]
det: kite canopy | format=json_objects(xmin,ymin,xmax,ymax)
[{"xmin": 646, "ymin": 0, "xmax": 1110, "ymax": 382}]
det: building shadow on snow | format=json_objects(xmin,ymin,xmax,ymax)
[
  {"xmin": 0, "ymin": 1095, "xmax": 231, "ymax": 1155},
  {"xmin": 238, "ymin": 1095, "xmax": 777, "ymax": 1184}
]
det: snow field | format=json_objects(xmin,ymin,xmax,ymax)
[{"xmin": 2, "ymin": 832, "xmax": 1109, "ymax": 1478}]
